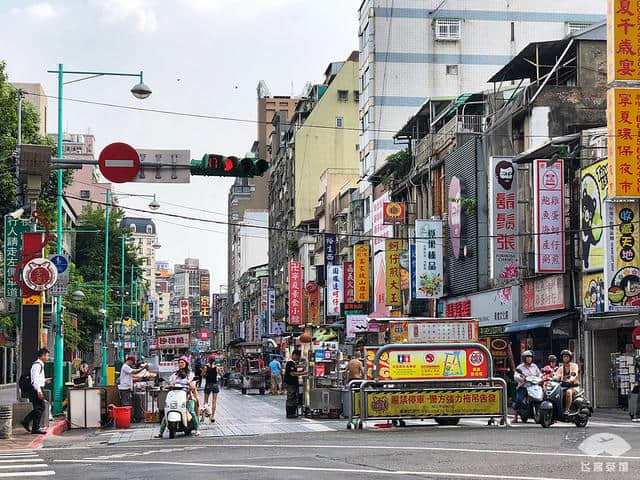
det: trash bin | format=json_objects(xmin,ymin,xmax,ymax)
[{"xmin": 0, "ymin": 405, "xmax": 12, "ymax": 439}]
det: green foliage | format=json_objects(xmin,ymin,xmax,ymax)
[
  {"xmin": 379, "ymin": 149, "xmax": 413, "ymax": 188},
  {"xmin": 63, "ymin": 264, "xmax": 102, "ymax": 352}
]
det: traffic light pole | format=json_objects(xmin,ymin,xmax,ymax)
[
  {"xmin": 101, "ymin": 189, "xmax": 110, "ymax": 386},
  {"xmin": 120, "ymin": 234, "xmax": 125, "ymax": 364}
]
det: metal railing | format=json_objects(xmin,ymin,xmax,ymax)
[{"xmin": 415, "ymin": 115, "xmax": 485, "ymax": 164}]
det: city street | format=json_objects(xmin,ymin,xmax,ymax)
[{"xmin": 4, "ymin": 388, "xmax": 631, "ymax": 479}]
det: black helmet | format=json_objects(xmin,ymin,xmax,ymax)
[
  {"xmin": 560, "ymin": 349, "xmax": 573, "ymax": 360},
  {"xmin": 521, "ymin": 350, "xmax": 534, "ymax": 360},
  {"xmin": 548, "ymin": 354, "xmax": 557, "ymax": 363}
]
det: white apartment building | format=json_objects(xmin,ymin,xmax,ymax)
[
  {"xmin": 358, "ymin": 0, "xmax": 606, "ymax": 178},
  {"xmin": 231, "ymin": 210, "xmax": 268, "ymax": 304}
]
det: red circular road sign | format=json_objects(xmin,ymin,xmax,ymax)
[{"xmin": 98, "ymin": 142, "xmax": 140, "ymax": 183}]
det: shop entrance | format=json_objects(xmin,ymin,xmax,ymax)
[{"xmin": 593, "ymin": 329, "xmax": 618, "ymax": 407}]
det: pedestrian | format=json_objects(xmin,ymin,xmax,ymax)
[
  {"xmin": 284, "ymin": 350, "xmax": 306, "ymax": 418},
  {"xmin": 157, "ymin": 356, "xmax": 200, "ymax": 437},
  {"xmin": 118, "ymin": 355, "xmax": 147, "ymax": 407},
  {"xmin": 347, "ymin": 351, "xmax": 365, "ymax": 382},
  {"xmin": 269, "ymin": 357, "xmax": 282, "ymax": 395},
  {"xmin": 201, "ymin": 354, "xmax": 220, "ymax": 422},
  {"xmin": 194, "ymin": 355, "xmax": 203, "ymax": 389},
  {"xmin": 21, "ymin": 348, "xmax": 50, "ymax": 434}
]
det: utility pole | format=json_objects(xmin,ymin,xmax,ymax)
[
  {"xmin": 100, "ymin": 189, "xmax": 110, "ymax": 386},
  {"xmin": 119, "ymin": 234, "xmax": 125, "ymax": 364}
]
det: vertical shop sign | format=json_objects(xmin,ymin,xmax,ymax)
[
  {"xmin": 179, "ymin": 298, "xmax": 190, "ymax": 327},
  {"xmin": 307, "ymin": 282, "xmax": 320, "ymax": 325},
  {"xmin": 605, "ymin": 202, "xmax": 640, "ymax": 310},
  {"xmin": 260, "ymin": 277, "xmax": 268, "ymax": 316},
  {"xmin": 343, "ymin": 261, "xmax": 355, "ymax": 303},
  {"xmin": 372, "ymin": 193, "xmax": 392, "ymax": 317},
  {"xmin": 326, "ymin": 265, "xmax": 343, "ymax": 317},
  {"xmin": 383, "ymin": 202, "xmax": 406, "ymax": 224},
  {"xmin": 580, "ymin": 159, "xmax": 609, "ymax": 271},
  {"xmin": 354, "ymin": 244, "xmax": 370, "ymax": 302},
  {"xmin": 608, "ymin": 88, "xmax": 640, "ymax": 198},
  {"xmin": 324, "ymin": 234, "xmax": 337, "ymax": 268},
  {"xmin": 3, "ymin": 217, "xmax": 30, "ymax": 300},
  {"xmin": 410, "ymin": 243, "xmax": 416, "ymax": 299},
  {"xmin": 414, "ymin": 220, "xmax": 444, "ymax": 299},
  {"xmin": 288, "ymin": 262, "xmax": 303, "ymax": 325},
  {"xmin": 534, "ymin": 159, "xmax": 565, "ymax": 273},
  {"xmin": 608, "ymin": 0, "xmax": 640, "ymax": 82},
  {"xmin": 489, "ymin": 157, "xmax": 519, "ymax": 280},
  {"xmin": 385, "ymin": 239, "xmax": 402, "ymax": 306}
]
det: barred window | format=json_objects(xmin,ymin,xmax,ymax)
[{"xmin": 435, "ymin": 18, "xmax": 461, "ymax": 40}]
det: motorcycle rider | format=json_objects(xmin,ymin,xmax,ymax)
[
  {"xmin": 156, "ymin": 356, "xmax": 200, "ymax": 438},
  {"xmin": 554, "ymin": 349, "xmax": 580, "ymax": 415},
  {"xmin": 513, "ymin": 350, "xmax": 542, "ymax": 422},
  {"xmin": 542, "ymin": 354, "xmax": 558, "ymax": 380}
]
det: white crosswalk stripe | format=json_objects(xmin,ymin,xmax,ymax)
[{"xmin": 0, "ymin": 452, "xmax": 54, "ymax": 478}]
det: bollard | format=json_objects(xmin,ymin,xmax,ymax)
[{"xmin": 0, "ymin": 404, "xmax": 13, "ymax": 439}]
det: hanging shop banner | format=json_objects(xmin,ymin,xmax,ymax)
[
  {"xmin": 373, "ymin": 345, "xmax": 490, "ymax": 381},
  {"xmin": 383, "ymin": 202, "xmax": 406, "ymax": 224},
  {"xmin": 354, "ymin": 244, "xmax": 370, "ymax": 302},
  {"xmin": 267, "ymin": 287, "xmax": 276, "ymax": 332},
  {"xmin": 242, "ymin": 299, "xmax": 250, "ymax": 324},
  {"xmin": 489, "ymin": 157, "xmax": 519, "ymax": 280},
  {"xmin": 522, "ymin": 275, "xmax": 566, "ymax": 313},
  {"xmin": 341, "ymin": 302, "xmax": 369, "ymax": 316},
  {"xmin": 3, "ymin": 217, "xmax": 30, "ymax": 299},
  {"xmin": 372, "ymin": 192, "xmax": 392, "ymax": 317},
  {"xmin": 343, "ymin": 261, "xmax": 355, "ymax": 303},
  {"xmin": 580, "ymin": 159, "xmax": 608, "ymax": 272},
  {"xmin": 326, "ymin": 265, "xmax": 343, "ymax": 317},
  {"xmin": 443, "ymin": 287, "xmax": 519, "ymax": 327},
  {"xmin": 582, "ymin": 272, "xmax": 606, "ymax": 314},
  {"xmin": 346, "ymin": 314, "xmax": 368, "ymax": 338},
  {"xmin": 608, "ymin": 0, "xmax": 640, "ymax": 82},
  {"xmin": 534, "ymin": 159, "xmax": 565, "ymax": 273},
  {"xmin": 260, "ymin": 277, "xmax": 269, "ymax": 315},
  {"xmin": 385, "ymin": 239, "xmax": 403, "ymax": 307},
  {"xmin": 604, "ymin": 201, "xmax": 640, "ymax": 310},
  {"xmin": 363, "ymin": 388, "xmax": 503, "ymax": 418},
  {"xmin": 288, "ymin": 262, "xmax": 303, "ymax": 325},
  {"xmin": 389, "ymin": 319, "xmax": 479, "ymax": 344},
  {"xmin": 179, "ymin": 298, "xmax": 190, "ymax": 327},
  {"xmin": 414, "ymin": 220, "xmax": 444, "ymax": 299},
  {"xmin": 324, "ymin": 233, "xmax": 337, "ymax": 268},
  {"xmin": 157, "ymin": 332, "xmax": 190, "ymax": 350},
  {"xmin": 306, "ymin": 282, "xmax": 320, "ymax": 325},
  {"xmin": 199, "ymin": 296, "xmax": 210, "ymax": 317},
  {"xmin": 608, "ymin": 88, "xmax": 640, "ymax": 198}
]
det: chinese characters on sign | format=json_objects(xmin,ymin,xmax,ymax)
[
  {"xmin": 354, "ymin": 244, "xmax": 370, "ymax": 302},
  {"xmin": 324, "ymin": 234, "xmax": 336, "ymax": 268},
  {"xmin": 372, "ymin": 192, "xmax": 392, "ymax": 317},
  {"xmin": 445, "ymin": 300, "xmax": 471, "ymax": 318},
  {"xmin": 179, "ymin": 299, "xmax": 190, "ymax": 327},
  {"xmin": 157, "ymin": 332, "xmax": 190, "ymax": 350},
  {"xmin": 343, "ymin": 261, "xmax": 355, "ymax": 303},
  {"xmin": 306, "ymin": 282, "xmax": 320, "ymax": 325},
  {"xmin": 522, "ymin": 275, "xmax": 565, "ymax": 313},
  {"xmin": 608, "ymin": 88, "xmax": 640, "ymax": 198},
  {"xmin": 580, "ymin": 159, "xmax": 608, "ymax": 271},
  {"xmin": 608, "ymin": 0, "xmax": 640, "ymax": 82},
  {"xmin": 260, "ymin": 277, "xmax": 268, "ymax": 316},
  {"xmin": 489, "ymin": 157, "xmax": 519, "ymax": 280},
  {"xmin": 383, "ymin": 202, "xmax": 406, "ymax": 224},
  {"xmin": 385, "ymin": 239, "xmax": 403, "ymax": 307},
  {"xmin": 200, "ymin": 296, "xmax": 210, "ymax": 317},
  {"xmin": 3, "ymin": 217, "xmax": 30, "ymax": 300},
  {"xmin": 326, "ymin": 265, "xmax": 343, "ymax": 317},
  {"xmin": 414, "ymin": 220, "xmax": 444, "ymax": 299},
  {"xmin": 288, "ymin": 261, "xmax": 303, "ymax": 325},
  {"xmin": 534, "ymin": 159, "xmax": 565, "ymax": 273}
]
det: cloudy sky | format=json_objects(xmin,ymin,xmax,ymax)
[{"xmin": 0, "ymin": 0, "xmax": 358, "ymax": 291}]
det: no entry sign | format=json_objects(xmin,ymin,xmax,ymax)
[{"xmin": 99, "ymin": 142, "xmax": 140, "ymax": 183}]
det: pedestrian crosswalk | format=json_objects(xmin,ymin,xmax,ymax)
[{"xmin": 0, "ymin": 451, "xmax": 55, "ymax": 477}]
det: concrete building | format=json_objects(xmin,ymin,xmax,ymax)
[
  {"xmin": 121, "ymin": 218, "xmax": 159, "ymax": 298},
  {"xmin": 11, "ymin": 82, "xmax": 47, "ymax": 135},
  {"xmin": 268, "ymin": 52, "xmax": 360, "ymax": 324},
  {"xmin": 154, "ymin": 263, "xmax": 172, "ymax": 326},
  {"xmin": 358, "ymin": 0, "xmax": 606, "ymax": 179}
]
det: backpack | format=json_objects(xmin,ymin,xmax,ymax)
[{"xmin": 18, "ymin": 363, "xmax": 42, "ymax": 395}]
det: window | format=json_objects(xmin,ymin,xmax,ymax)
[
  {"xmin": 336, "ymin": 117, "xmax": 344, "ymax": 128},
  {"xmin": 130, "ymin": 224, "xmax": 136, "ymax": 233},
  {"xmin": 80, "ymin": 190, "xmax": 90, "ymax": 199},
  {"xmin": 446, "ymin": 65, "xmax": 459, "ymax": 75},
  {"xmin": 337, "ymin": 90, "xmax": 349, "ymax": 103},
  {"xmin": 435, "ymin": 18, "xmax": 461, "ymax": 40},
  {"xmin": 567, "ymin": 22, "xmax": 592, "ymax": 35},
  {"xmin": 146, "ymin": 225, "xmax": 153, "ymax": 234},
  {"xmin": 354, "ymin": 90, "xmax": 360, "ymax": 102}
]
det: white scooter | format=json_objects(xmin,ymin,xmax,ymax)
[{"xmin": 164, "ymin": 386, "xmax": 196, "ymax": 438}]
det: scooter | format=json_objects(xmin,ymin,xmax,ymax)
[
  {"xmin": 539, "ymin": 379, "xmax": 593, "ymax": 428},
  {"xmin": 164, "ymin": 387, "xmax": 196, "ymax": 438},
  {"xmin": 514, "ymin": 375, "xmax": 544, "ymax": 423}
]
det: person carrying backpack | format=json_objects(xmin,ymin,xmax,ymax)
[{"xmin": 20, "ymin": 348, "xmax": 50, "ymax": 434}]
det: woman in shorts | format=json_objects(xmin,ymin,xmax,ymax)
[{"xmin": 201, "ymin": 354, "xmax": 221, "ymax": 423}]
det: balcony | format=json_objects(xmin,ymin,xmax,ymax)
[{"xmin": 415, "ymin": 115, "xmax": 484, "ymax": 165}]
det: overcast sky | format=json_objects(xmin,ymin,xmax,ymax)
[{"xmin": 0, "ymin": 0, "xmax": 358, "ymax": 291}]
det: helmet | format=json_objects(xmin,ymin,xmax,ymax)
[
  {"xmin": 542, "ymin": 366, "xmax": 554, "ymax": 374},
  {"xmin": 548, "ymin": 354, "xmax": 557, "ymax": 363},
  {"xmin": 178, "ymin": 355, "xmax": 190, "ymax": 366},
  {"xmin": 521, "ymin": 350, "xmax": 534, "ymax": 360},
  {"xmin": 208, "ymin": 354, "xmax": 216, "ymax": 362},
  {"xmin": 560, "ymin": 349, "xmax": 573, "ymax": 360}
]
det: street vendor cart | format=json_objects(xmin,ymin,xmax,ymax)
[
  {"xmin": 227, "ymin": 342, "xmax": 267, "ymax": 395},
  {"xmin": 303, "ymin": 340, "xmax": 343, "ymax": 418}
]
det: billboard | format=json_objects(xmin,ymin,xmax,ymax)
[
  {"xmin": 534, "ymin": 159, "xmax": 565, "ymax": 273},
  {"xmin": 385, "ymin": 239, "xmax": 402, "ymax": 307},
  {"xmin": 354, "ymin": 244, "xmax": 370, "ymax": 302},
  {"xmin": 343, "ymin": 261, "xmax": 355, "ymax": 303},
  {"xmin": 580, "ymin": 159, "xmax": 608, "ymax": 272},
  {"xmin": 372, "ymin": 193, "xmax": 392, "ymax": 317},
  {"xmin": 608, "ymin": 0, "xmax": 640, "ymax": 82},
  {"xmin": 288, "ymin": 262, "xmax": 303, "ymax": 325},
  {"xmin": 489, "ymin": 157, "xmax": 518, "ymax": 280},
  {"xmin": 326, "ymin": 265, "xmax": 343, "ymax": 317},
  {"xmin": 383, "ymin": 202, "xmax": 406, "ymax": 224},
  {"xmin": 179, "ymin": 299, "xmax": 190, "ymax": 327},
  {"xmin": 607, "ymin": 88, "xmax": 640, "ymax": 198},
  {"xmin": 414, "ymin": 220, "xmax": 444, "ymax": 298}
]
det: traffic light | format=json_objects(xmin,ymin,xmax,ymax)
[{"xmin": 190, "ymin": 153, "xmax": 269, "ymax": 177}]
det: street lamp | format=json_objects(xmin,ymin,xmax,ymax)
[
  {"xmin": 149, "ymin": 194, "xmax": 160, "ymax": 211},
  {"xmin": 48, "ymin": 65, "xmax": 151, "ymax": 414},
  {"xmin": 71, "ymin": 290, "xmax": 85, "ymax": 301}
]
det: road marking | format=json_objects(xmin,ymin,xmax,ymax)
[
  {"xmin": 54, "ymin": 459, "xmax": 581, "ymax": 480},
  {"xmin": 0, "ymin": 465, "xmax": 48, "ymax": 470},
  {"xmin": 0, "ymin": 459, "xmax": 43, "ymax": 464},
  {"xmin": 0, "ymin": 472, "xmax": 55, "ymax": 478}
]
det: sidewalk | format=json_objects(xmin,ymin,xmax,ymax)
[{"xmin": 0, "ymin": 383, "xmax": 17, "ymax": 405}]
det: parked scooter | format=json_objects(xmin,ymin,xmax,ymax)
[
  {"xmin": 164, "ymin": 386, "xmax": 197, "ymax": 438},
  {"xmin": 514, "ymin": 374, "xmax": 544, "ymax": 422},
  {"xmin": 539, "ymin": 379, "xmax": 593, "ymax": 428}
]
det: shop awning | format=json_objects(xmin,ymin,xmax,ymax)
[
  {"xmin": 584, "ymin": 313, "xmax": 640, "ymax": 331},
  {"xmin": 504, "ymin": 311, "xmax": 576, "ymax": 333}
]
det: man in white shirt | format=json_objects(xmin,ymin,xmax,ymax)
[
  {"xmin": 21, "ymin": 348, "xmax": 50, "ymax": 434},
  {"xmin": 119, "ymin": 355, "xmax": 147, "ymax": 406}
]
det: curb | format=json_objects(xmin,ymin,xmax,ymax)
[{"xmin": 27, "ymin": 419, "xmax": 68, "ymax": 449}]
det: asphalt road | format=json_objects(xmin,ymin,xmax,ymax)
[{"xmin": 36, "ymin": 420, "xmax": 640, "ymax": 479}]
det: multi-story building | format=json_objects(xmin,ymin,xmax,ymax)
[
  {"xmin": 268, "ymin": 51, "xmax": 360, "ymax": 324},
  {"xmin": 154, "ymin": 261, "xmax": 172, "ymax": 326},
  {"xmin": 121, "ymin": 218, "xmax": 159, "ymax": 297},
  {"xmin": 171, "ymin": 258, "xmax": 211, "ymax": 334},
  {"xmin": 11, "ymin": 82, "xmax": 47, "ymax": 135}
]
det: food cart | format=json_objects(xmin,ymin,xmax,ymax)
[
  {"xmin": 303, "ymin": 340, "xmax": 344, "ymax": 418},
  {"xmin": 227, "ymin": 342, "xmax": 267, "ymax": 395}
]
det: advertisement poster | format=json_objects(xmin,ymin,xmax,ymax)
[
  {"xmin": 608, "ymin": 88, "xmax": 640, "ymax": 198},
  {"xmin": 354, "ymin": 244, "xmax": 370, "ymax": 302},
  {"xmin": 179, "ymin": 299, "xmax": 190, "ymax": 327},
  {"xmin": 443, "ymin": 287, "xmax": 518, "ymax": 327},
  {"xmin": 448, "ymin": 176, "xmax": 462, "ymax": 258},
  {"xmin": 372, "ymin": 193, "xmax": 392, "ymax": 317},
  {"xmin": 580, "ymin": 159, "xmax": 608, "ymax": 271},
  {"xmin": 389, "ymin": 320, "xmax": 479, "ymax": 344},
  {"xmin": 343, "ymin": 261, "xmax": 355, "ymax": 303},
  {"xmin": 478, "ymin": 337, "xmax": 509, "ymax": 358},
  {"xmin": 608, "ymin": 0, "xmax": 640, "ymax": 82},
  {"xmin": 346, "ymin": 314, "xmax": 368, "ymax": 338},
  {"xmin": 3, "ymin": 218, "xmax": 30, "ymax": 299},
  {"xmin": 582, "ymin": 272, "xmax": 606, "ymax": 314},
  {"xmin": 383, "ymin": 202, "xmax": 406, "ymax": 224},
  {"xmin": 385, "ymin": 239, "xmax": 402, "ymax": 306},
  {"xmin": 326, "ymin": 265, "xmax": 343, "ymax": 317},
  {"xmin": 604, "ymin": 202, "xmax": 640, "ymax": 310},
  {"xmin": 414, "ymin": 220, "xmax": 444, "ymax": 298},
  {"xmin": 288, "ymin": 262, "xmax": 303, "ymax": 325},
  {"xmin": 489, "ymin": 157, "xmax": 519, "ymax": 280},
  {"xmin": 363, "ymin": 389, "xmax": 502, "ymax": 418},
  {"xmin": 522, "ymin": 275, "xmax": 565, "ymax": 313},
  {"xmin": 534, "ymin": 159, "xmax": 565, "ymax": 273}
]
